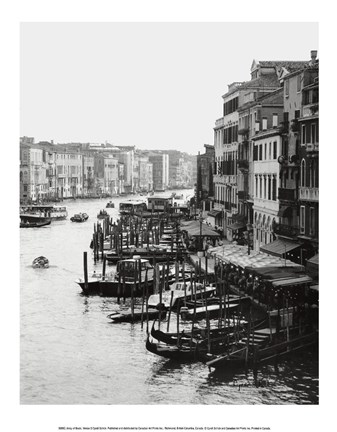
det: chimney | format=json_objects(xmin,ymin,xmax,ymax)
[{"xmin": 310, "ymin": 50, "xmax": 318, "ymax": 63}]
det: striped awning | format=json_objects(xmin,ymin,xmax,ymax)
[
  {"xmin": 272, "ymin": 275, "xmax": 313, "ymax": 287},
  {"xmin": 180, "ymin": 220, "xmax": 220, "ymax": 237},
  {"xmin": 227, "ymin": 222, "xmax": 246, "ymax": 231},
  {"xmin": 208, "ymin": 210, "xmax": 222, "ymax": 218},
  {"xmin": 260, "ymin": 239, "xmax": 301, "ymax": 257}
]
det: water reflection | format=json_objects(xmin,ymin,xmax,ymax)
[{"xmin": 21, "ymin": 190, "xmax": 319, "ymax": 405}]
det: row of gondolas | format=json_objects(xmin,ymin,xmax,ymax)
[
  {"xmin": 77, "ymin": 218, "xmax": 318, "ymax": 372},
  {"xmin": 106, "ymin": 282, "xmax": 318, "ymax": 372}
]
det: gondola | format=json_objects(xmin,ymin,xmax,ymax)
[
  {"xmin": 150, "ymin": 319, "xmax": 246, "ymax": 346},
  {"xmin": 76, "ymin": 257, "xmax": 154, "ymax": 297},
  {"xmin": 145, "ymin": 335, "xmax": 201, "ymax": 362},
  {"xmin": 20, "ymin": 219, "xmax": 51, "ymax": 228},
  {"xmin": 32, "ymin": 256, "xmax": 49, "ymax": 268},
  {"xmin": 107, "ymin": 308, "xmax": 167, "ymax": 323},
  {"xmin": 147, "ymin": 281, "xmax": 216, "ymax": 310},
  {"xmin": 70, "ymin": 213, "xmax": 89, "ymax": 222}
]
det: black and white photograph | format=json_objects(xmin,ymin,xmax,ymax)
[{"xmin": 2, "ymin": 2, "xmax": 334, "ymax": 431}]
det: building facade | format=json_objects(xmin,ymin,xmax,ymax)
[
  {"xmin": 196, "ymin": 144, "xmax": 214, "ymax": 217},
  {"xmin": 149, "ymin": 153, "xmax": 169, "ymax": 191},
  {"xmin": 252, "ymin": 130, "xmax": 282, "ymax": 251}
]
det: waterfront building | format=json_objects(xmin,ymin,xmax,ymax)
[
  {"xmin": 297, "ymin": 53, "xmax": 319, "ymax": 261},
  {"xmin": 118, "ymin": 163, "xmax": 125, "ymax": 194},
  {"xmin": 165, "ymin": 150, "xmax": 195, "ymax": 189},
  {"xmin": 82, "ymin": 154, "xmax": 95, "ymax": 197},
  {"xmin": 148, "ymin": 152, "xmax": 169, "ymax": 191},
  {"xmin": 213, "ymin": 68, "xmax": 280, "ymax": 235},
  {"xmin": 114, "ymin": 146, "xmax": 135, "ymax": 194},
  {"xmin": 237, "ymin": 88, "xmax": 284, "ymax": 231},
  {"xmin": 259, "ymin": 51, "xmax": 318, "ymax": 264},
  {"xmin": 213, "ymin": 58, "xmax": 310, "ymax": 242},
  {"xmin": 252, "ymin": 127, "xmax": 282, "ymax": 251},
  {"xmin": 94, "ymin": 154, "xmax": 119, "ymax": 195},
  {"xmin": 213, "ymin": 82, "xmax": 239, "ymax": 234},
  {"xmin": 55, "ymin": 150, "xmax": 83, "ymax": 198},
  {"xmin": 138, "ymin": 155, "xmax": 153, "ymax": 192},
  {"xmin": 196, "ymin": 144, "xmax": 214, "ymax": 218},
  {"xmin": 20, "ymin": 142, "xmax": 49, "ymax": 203},
  {"xmin": 46, "ymin": 148, "xmax": 58, "ymax": 201},
  {"xmin": 103, "ymin": 155, "xmax": 119, "ymax": 195}
]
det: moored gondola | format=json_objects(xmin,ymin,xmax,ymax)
[{"xmin": 20, "ymin": 219, "xmax": 51, "ymax": 228}]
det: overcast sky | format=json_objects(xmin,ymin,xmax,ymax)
[{"xmin": 20, "ymin": 22, "xmax": 318, "ymax": 154}]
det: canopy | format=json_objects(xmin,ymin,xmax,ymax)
[
  {"xmin": 245, "ymin": 265, "xmax": 305, "ymax": 280},
  {"xmin": 208, "ymin": 244, "xmax": 303, "ymax": 270},
  {"xmin": 272, "ymin": 275, "xmax": 313, "ymax": 287},
  {"xmin": 227, "ymin": 222, "xmax": 246, "ymax": 231},
  {"xmin": 260, "ymin": 238, "xmax": 301, "ymax": 257},
  {"xmin": 180, "ymin": 220, "xmax": 220, "ymax": 237},
  {"xmin": 208, "ymin": 210, "xmax": 222, "ymax": 218}
]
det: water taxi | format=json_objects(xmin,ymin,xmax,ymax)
[{"xmin": 20, "ymin": 205, "xmax": 68, "ymax": 222}]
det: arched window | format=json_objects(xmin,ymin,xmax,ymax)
[{"xmin": 300, "ymin": 159, "xmax": 306, "ymax": 187}]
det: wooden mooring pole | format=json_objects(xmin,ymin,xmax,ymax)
[{"xmin": 83, "ymin": 251, "xmax": 88, "ymax": 292}]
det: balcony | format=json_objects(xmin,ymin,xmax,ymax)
[
  {"xmin": 299, "ymin": 187, "xmax": 319, "ymax": 202},
  {"xmin": 302, "ymin": 103, "xmax": 319, "ymax": 118},
  {"xmin": 273, "ymin": 223, "xmax": 300, "ymax": 238},
  {"xmin": 278, "ymin": 188, "xmax": 297, "ymax": 202},
  {"xmin": 237, "ymin": 159, "xmax": 249, "ymax": 171}
]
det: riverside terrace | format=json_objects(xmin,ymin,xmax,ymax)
[{"xmin": 203, "ymin": 244, "xmax": 317, "ymax": 314}]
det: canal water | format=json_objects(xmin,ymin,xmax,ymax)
[{"xmin": 20, "ymin": 190, "xmax": 318, "ymax": 405}]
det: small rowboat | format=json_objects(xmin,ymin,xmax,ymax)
[
  {"xmin": 20, "ymin": 220, "xmax": 51, "ymax": 228},
  {"xmin": 32, "ymin": 256, "xmax": 49, "ymax": 268},
  {"xmin": 107, "ymin": 308, "xmax": 166, "ymax": 323}
]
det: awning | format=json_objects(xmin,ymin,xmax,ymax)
[
  {"xmin": 180, "ymin": 220, "xmax": 220, "ymax": 237},
  {"xmin": 272, "ymin": 275, "xmax": 313, "ymax": 287},
  {"xmin": 207, "ymin": 210, "xmax": 222, "ymax": 218},
  {"xmin": 278, "ymin": 206, "xmax": 293, "ymax": 217},
  {"xmin": 227, "ymin": 223, "xmax": 246, "ymax": 231},
  {"xmin": 260, "ymin": 238, "xmax": 301, "ymax": 257},
  {"xmin": 245, "ymin": 265, "xmax": 305, "ymax": 280}
]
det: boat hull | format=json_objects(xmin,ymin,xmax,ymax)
[
  {"xmin": 76, "ymin": 278, "xmax": 154, "ymax": 297},
  {"xmin": 20, "ymin": 220, "xmax": 51, "ymax": 228},
  {"xmin": 108, "ymin": 309, "xmax": 166, "ymax": 323},
  {"xmin": 146, "ymin": 336, "xmax": 200, "ymax": 361}
]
